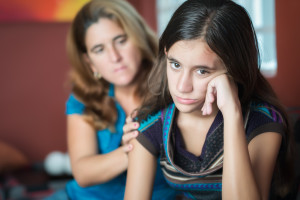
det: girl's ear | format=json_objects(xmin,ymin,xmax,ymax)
[
  {"xmin": 83, "ymin": 53, "xmax": 96, "ymax": 72},
  {"xmin": 164, "ymin": 47, "xmax": 168, "ymax": 56}
]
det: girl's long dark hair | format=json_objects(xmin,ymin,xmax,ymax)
[{"xmin": 137, "ymin": 0, "xmax": 294, "ymax": 197}]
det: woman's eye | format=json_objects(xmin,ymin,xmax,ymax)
[
  {"xmin": 196, "ymin": 69, "xmax": 208, "ymax": 75},
  {"xmin": 93, "ymin": 47, "xmax": 103, "ymax": 54},
  {"xmin": 170, "ymin": 62, "xmax": 181, "ymax": 69},
  {"xmin": 117, "ymin": 36, "xmax": 127, "ymax": 44}
]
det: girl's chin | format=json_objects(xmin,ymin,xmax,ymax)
[{"xmin": 174, "ymin": 103, "xmax": 201, "ymax": 113}]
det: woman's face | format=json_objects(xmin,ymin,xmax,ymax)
[
  {"xmin": 166, "ymin": 38, "xmax": 226, "ymax": 114},
  {"xmin": 85, "ymin": 18, "xmax": 142, "ymax": 87}
]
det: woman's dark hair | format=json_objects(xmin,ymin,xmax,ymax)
[
  {"xmin": 138, "ymin": 0, "xmax": 294, "ymax": 197},
  {"xmin": 66, "ymin": 0, "xmax": 157, "ymax": 130}
]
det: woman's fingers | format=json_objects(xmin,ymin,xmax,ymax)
[
  {"xmin": 122, "ymin": 143, "xmax": 133, "ymax": 153},
  {"xmin": 125, "ymin": 115, "xmax": 133, "ymax": 124},
  {"xmin": 122, "ymin": 130, "xmax": 139, "ymax": 144},
  {"xmin": 130, "ymin": 109, "xmax": 138, "ymax": 119},
  {"xmin": 123, "ymin": 120, "xmax": 139, "ymax": 134},
  {"xmin": 122, "ymin": 115, "xmax": 140, "ymax": 150}
]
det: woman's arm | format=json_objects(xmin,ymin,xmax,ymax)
[
  {"xmin": 124, "ymin": 139, "xmax": 157, "ymax": 200},
  {"xmin": 67, "ymin": 114, "xmax": 131, "ymax": 187}
]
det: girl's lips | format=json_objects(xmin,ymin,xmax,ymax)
[{"xmin": 175, "ymin": 96, "xmax": 198, "ymax": 104}]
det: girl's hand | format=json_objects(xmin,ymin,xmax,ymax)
[
  {"xmin": 121, "ymin": 115, "xmax": 139, "ymax": 153},
  {"xmin": 202, "ymin": 74, "xmax": 241, "ymax": 116}
]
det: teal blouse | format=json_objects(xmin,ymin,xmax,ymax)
[{"xmin": 65, "ymin": 85, "xmax": 177, "ymax": 200}]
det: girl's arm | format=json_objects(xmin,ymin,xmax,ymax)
[
  {"xmin": 202, "ymin": 74, "xmax": 282, "ymax": 199},
  {"xmin": 222, "ymin": 109, "xmax": 281, "ymax": 200},
  {"xmin": 124, "ymin": 139, "xmax": 157, "ymax": 200},
  {"xmin": 67, "ymin": 114, "xmax": 132, "ymax": 187}
]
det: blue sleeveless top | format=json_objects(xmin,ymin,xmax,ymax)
[{"xmin": 65, "ymin": 85, "xmax": 177, "ymax": 200}]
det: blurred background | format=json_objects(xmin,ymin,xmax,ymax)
[{"xmin": 0, "ymin": 0, "xmax": 299, "ymax": 198}]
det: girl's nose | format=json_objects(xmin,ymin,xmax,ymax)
[{"xmin": 177, "ymin": 72, "xmax": 193, "ymax": 93}]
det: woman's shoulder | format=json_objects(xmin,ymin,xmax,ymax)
[{"xmin": 65, "ymin": 93, "xmax": 86, "ymax": 115}]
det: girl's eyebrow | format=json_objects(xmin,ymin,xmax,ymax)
[
  {"xmin": 90, "ymin": 34, "xmax": 127, "ymax": 52},
  {"xmin": 167, "ymin": 56, "xmax": 181, "ymax": 65},
  {"xmin": 167, "ymin": 55, "xmax": 215, "ymax": 70}
]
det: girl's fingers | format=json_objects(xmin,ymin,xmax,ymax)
[{"xmin": 202, "ymin": 82, "xmax": 215, "ymax": 115}]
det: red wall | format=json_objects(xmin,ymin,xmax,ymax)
[
  {"xmin": 0, "ymin": 22, "xmax": 70, "ymax": 162},
  {"xmin": 127, "ymin": 0, "xmax": 157, "ymax": 31},
  {"xmin": 268, "ymin": 0, "xmax": 300, "ymax": 107},
  {"xmin": 0, "ymin": 1, "xmax": 299, "ymax": 163}
]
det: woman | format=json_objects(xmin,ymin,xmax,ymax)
[
  {"xmin": 62, "ymin": 0, "xmax": 176, "ymax": 199},
  {"xmin": 124, "ymin": 0, "xmax": 294, "ymax": 199}
]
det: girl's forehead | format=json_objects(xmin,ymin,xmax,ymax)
[
  {"xmin": 167, "ymin": 39, "xmax": 225, "ymax": 70},
  {"xmin": 169, "ymin": 39, "xmax": 211, "ymax": 54}
]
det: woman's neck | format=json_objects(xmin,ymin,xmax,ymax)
[{"xmin": 114, "ymin": 84, "xmax": 140, "ymax": 116}]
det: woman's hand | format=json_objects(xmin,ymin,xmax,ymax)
[
  {"xmin": 202, "ymin": 73, "xmax": 241, "ymax": 116},
  {"xmin": 122, "ymin": 115, "xmax": 140, "ymax": 153}
]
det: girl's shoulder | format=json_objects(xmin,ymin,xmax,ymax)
[
  {"xmin": 138, "ymin": 103, "xmax": 175, "ymax": 133},
  {"xmin": 138, "ymin": 110, "xmax": 163, "ymax": 133},
  {"xmin": 245, "ymin": 100, "xmax": 285, "ymax": 143},
  {"xmin": 249, "ymin": 100, "xmax": 283, "ymax": 123}
]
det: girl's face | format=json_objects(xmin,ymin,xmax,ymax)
[
  {"xmin": 85, "ymin": 18, "xmax": 142, "ymax": 87},
  {"xmin": 166, "ymin": 38, "xmax": 226, "ymax": 114}
]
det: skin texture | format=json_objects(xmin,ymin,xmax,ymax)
[
  {"xmin": 68, "ymin": 19, "xmax": 142, "ymax": 187},
  {"xmin": 124, "ymin": 39, "xmax": 282, "ymax": 200}
]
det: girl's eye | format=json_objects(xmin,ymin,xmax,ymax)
[
  {"xmin": 196, "ymin": 69, "xmax": 208, "ymax": 75},
  {"xmin": 170, "ymin": 62, "xmax": 181, "ymax": 70}
]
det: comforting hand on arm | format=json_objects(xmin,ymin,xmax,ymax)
[
  {"xmin": 202, "ymin": 74, "xmax": 282, "ymax": 199},
  {"xmin": 122, "ymin": 115, "xmax": 140, "ymax": 152}
]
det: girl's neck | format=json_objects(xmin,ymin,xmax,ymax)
[{"xmin": 176, "ymin": 103, "xmax": 219, "ymax": 157}]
